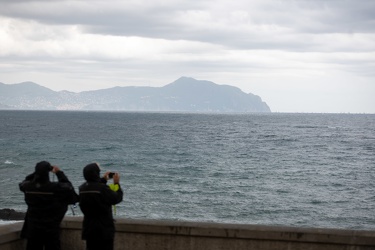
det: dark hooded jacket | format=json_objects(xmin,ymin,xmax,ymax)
[
  {"xmin": 19, "ymin": 161, "xmax": 78, "ymax": 238},
  {"xmin": 79, "ymin": 163, "xmax": 123, "ymax": 240}
]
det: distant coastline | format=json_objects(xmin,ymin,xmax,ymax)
[{"xmin": 0, "ymin": 77, "xmax": 271, "ymax": 112}]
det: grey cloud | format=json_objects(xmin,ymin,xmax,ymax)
[
  {"xmin": 300, "ymin": 1, "xmax": 375, "ymax": 33},
  {"xmin": 0, "ymin": 0, "xmax": 374, "ymax": 52}
]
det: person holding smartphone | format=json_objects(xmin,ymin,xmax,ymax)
[{"xmin": 79, "ymin": 163, "xmax": 123, "ymax": 250}]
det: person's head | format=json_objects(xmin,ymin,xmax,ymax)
[
  {"xmin": 34, "ymin": 161, "xmax": 52, "ymax": 183},
  {"xmin": 83, "ymin": 162, "xmax": 101, "ymax": 182}
]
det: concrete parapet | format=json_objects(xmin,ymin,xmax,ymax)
[
  {"xmin": 60, "ymin": 217, "xmax": 375, "ymax": 250},
  {"xmin": 0, "ymin": 222, "xmax": 25, "ymax": 250},
  {"xmin": 1, "ymin": 217, "xmax": 375, "ymax": 250}
]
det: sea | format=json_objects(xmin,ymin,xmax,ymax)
[{"xmin": 0, "ymin": 110, "xmax": 374, "ymax": 229}]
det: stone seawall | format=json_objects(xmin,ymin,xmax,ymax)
[{"xmin": 1, "ymin": 217, "xmax": 375, "ymax": 250}]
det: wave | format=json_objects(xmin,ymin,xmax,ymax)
[
  {"xmin": 0, "ymin": 220, "xmax": 21, "ymax": 225},
  {"xmin": 1, "ymin": 111, "xmax": 374, "ymax": 230}
]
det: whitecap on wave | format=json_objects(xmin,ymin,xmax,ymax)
[
  {"xmin": 0, "ymin": 220, "xmax": 20, "ymax": 225},
  {"xmin": 4, "ymin": 160, "xmax": 14, "ymax": 165}
]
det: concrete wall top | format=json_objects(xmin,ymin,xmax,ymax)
[
  {"xmin": 61, "ymin": 217, "xmax": 375, "ymax": 246},
  {"xmin": 0, "ymin": 222, "xmax": 23, "ymax": 245}
]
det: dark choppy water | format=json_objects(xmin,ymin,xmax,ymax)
[{"xmin": 0, "ymin": 110, "xmax": 374, "ymax": 229}]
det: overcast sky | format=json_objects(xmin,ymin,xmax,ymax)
[{"xmin": 0, "ymin": 0, "xmax": 374, "ymax": 113}]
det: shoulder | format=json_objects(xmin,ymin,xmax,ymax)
[
  {"xmin": 47, "ymin": 181, "xmax": 73, "ymax": 192},
  {"xmin": 19, "ymin": 180, "xmax": 33, "ymax": 190},
  {"xmin": 79, "ymin": 182, "xmax": 106, "ymax": 191},
  {"xmin": 57, "ymin": 182, "xmax": 73, "ymax": 189}
]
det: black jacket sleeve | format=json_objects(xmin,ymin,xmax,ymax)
[
  {"xmin": 102, "ymin": 184, "xmax": 123, "ymax": 206},
  {"xmin": 55, "ymin": 171, "xmax": 79, "ymax": 204},
  {"xmin": 56, "ymin": 171, "xmax": 71, "ymax": 183}
]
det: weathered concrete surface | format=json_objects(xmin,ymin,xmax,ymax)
[
  {"xmin": 2, "ymin": 217, "xmax": 375, "ymax": 250},
  {"xmin": 0, "ymin": 222, "xmax": 25, "ymax": 250},
  {"xmin": 60, "ymin": 217, "xmax": 375, "ymax": 250}
]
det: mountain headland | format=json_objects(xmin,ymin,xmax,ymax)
[{"xmin": 0, "ymin": 77, "xmax": 271, "ymax": 112}]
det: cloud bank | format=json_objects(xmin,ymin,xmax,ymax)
[{"xmin": 0, "ymin": 0, "xmax": 374, "ymax": 113}]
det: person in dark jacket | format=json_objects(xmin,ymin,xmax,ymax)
[
  {"xmin": 19, "ymin": 161, "xmax": 78, "ymax": 250},
  {"xmin": 79, "ymin": 163, "xmax": 123, "ymax": 250}
]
